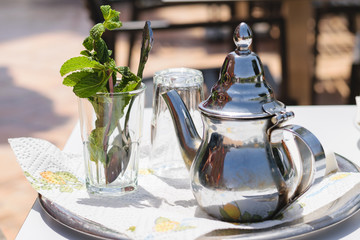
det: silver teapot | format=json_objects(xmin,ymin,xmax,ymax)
[{"xmin": 162, "ymin": 23, "xmax": 326, "ymax": 222}]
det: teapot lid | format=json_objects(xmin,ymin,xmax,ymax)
[{"xmin": 199, "ymin": 22, "xmax": 286, "ymax": 119}]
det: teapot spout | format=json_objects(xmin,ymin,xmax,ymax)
[{"xmin": 162, "ymin": 90, "xmax": 202, "ymax": 170}]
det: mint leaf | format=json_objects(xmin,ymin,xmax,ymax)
[
  {"xmin": 62, "ymin": 70, "xmax": 95, "ymax": 87},
  {"xmin": 101, "ymin": 5, "xmax": 120, "ymax": 22},
  {"xmin": 73, "ymin": 72, "xmax": 107, "ymax": 97},
  {"xmin": 83, "ymin": 36, "xmax": 94, "ymax": 51},
  {"xmin": 90, "ymin": 23, "xmax": 105, "ymax": 40},
  {"xmin": 80, "ymin": 50, "xmax": 92, "ymax": 57},
  {"xmin": 114, "ymin": 66, "xmax": 141, "ymax": 91},
  {"xmin": 101, "ymin": 5, "xmax": 122, "ymax": 30},
  {"xmin": 108, "ymin": 95, "xmax": 130, "ymax": 133},
  {"xmin": 100, "ymin": 5, "xmax": 111, "ymax": 20},
  {"xmin": 104, "ymin": 20, "xmax": 122, "ymax": 30},
  {"xmin": 116, "ymin": 66, "xmax": 134, "ymax": 77},
  {"xmin": 106, "ymin": 58, "xmax": 116, "ymax": 69},
  {"xmin": 89, "ymin": 96, "xmax": 107, "ymax": 127},
  {"xmin": 121, "ymin": 81, "xmax": 139, "ymax": 92},
  {"xmin": 109, "ymin": 14, "xmax": 120, "ymax": 23},
  {"xmin": 94, "ymin": 38, "xmax": 109, "ymax": 64},
  {"xmin": 60, "ymin": 56, "xmax": 104, "ymax": 76},
  {"xmin": 88, "ymin": 127, "xmax": 106, "ymax": 164},
  {"xmin": 108, "ymin": 12, "xmax": 119, "ymax": 22}
]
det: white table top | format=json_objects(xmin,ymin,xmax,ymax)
[{"xmin": 16, "ymin": 105, "xmax": 360, "ymax": 239}]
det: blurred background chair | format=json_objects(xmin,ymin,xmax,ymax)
[
  {"xmin": 83, "ymin": 0, "xmax": 290, "ymax": 105},
  {"xmin": 312, "ymin": 0, "xmax": 360, "ymax": 104}
]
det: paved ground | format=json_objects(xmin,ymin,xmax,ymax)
[
  {"xmin": 0, "ymin": 0, "xmax": 355, "ymax": 239},
  {"xmin": 0, "ymin": 1, "xmax": 91, "ymax": 239}
]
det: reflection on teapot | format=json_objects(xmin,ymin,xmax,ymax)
[{"xmin": 162, "ymin": 22, "xmax": 327, "ymax": 222}]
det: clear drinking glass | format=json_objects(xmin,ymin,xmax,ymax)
[
  {"xmin": 78, "ymin": 83, "xmax": 145, "ymax": 195},
  {"xmin": 151, "ymin": 68, "xmax": 204, "ymax": 178}
]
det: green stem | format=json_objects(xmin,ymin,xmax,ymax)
[
  {"xmin": 115, "ymin": 21, "xmax": 152, "ymax": 142},
  {"xmin": 96, "ymin": 160, "xmax": 100, "ymax": 184},
  {"xmin": 103, "ymin": 71, "xmax": 114, "ymax": 184},
  {"xmin": 123, "ymin": 83, "xmax": 140, "ymax": 136}
]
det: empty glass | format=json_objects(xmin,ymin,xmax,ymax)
[{"xmin": 150, "ymin": 68, "xmax": 204, "ymax": 178}]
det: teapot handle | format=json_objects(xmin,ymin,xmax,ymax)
[{"xmin": 270, "ymin": 125, "xmax": 326, "ymax": 200}]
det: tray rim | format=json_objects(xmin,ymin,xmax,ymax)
[{"xmin": 38, "ymin": 153, "xmax": 360, "ymax": 240}]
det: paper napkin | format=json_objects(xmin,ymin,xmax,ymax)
[{"xmin": 9, "ymin": 137, "xmax": 360, "ymax": 240}]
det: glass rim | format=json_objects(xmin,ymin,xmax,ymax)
[
  {"xmin": 153, "ymin": 67, "xmax": 203, "ymax": 85},
  {"xmin": 93, "ymin": 82, "xmax": 146, "ymax": 97}
]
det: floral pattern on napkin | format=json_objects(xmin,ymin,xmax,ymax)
[
  {"xmin": 153, "ymin": 217, "xmax": 196, "ymax": 233},
  {"xmin": 8, "ymin": 137, "xmax": 360, "ymax": 240},
  {"xmin": 25, "ymin": 170, "xmax": 85, "ymax": 192}
]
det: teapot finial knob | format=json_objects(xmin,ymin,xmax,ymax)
[{"xmin": 233, "ymin": 22, "xmax": 253, "ymax": 52}]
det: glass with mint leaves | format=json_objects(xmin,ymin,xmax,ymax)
[{"xmin": 60, "ymin": 5, "xmax": 153, "ymax": 195}]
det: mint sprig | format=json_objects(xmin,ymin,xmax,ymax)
[
  {"xmin": 60, "ymin": 5, "xmax": 140, "ymax": 98},
  {"xmin": 60, "ymin": 5, "xmax": 152, "ymax": 184}
]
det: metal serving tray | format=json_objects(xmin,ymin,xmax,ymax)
[{"xmin": 39, "ymin": 153, "xmax": 360, "ymax": 240}]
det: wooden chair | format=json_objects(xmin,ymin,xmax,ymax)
[
  {"xmin": 83, "ymin": 0, "xmax": 290, "ymax": 102},
  {"xmin": 312, "ymin": 0, "xmax": 360, "ymax": 104}
]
